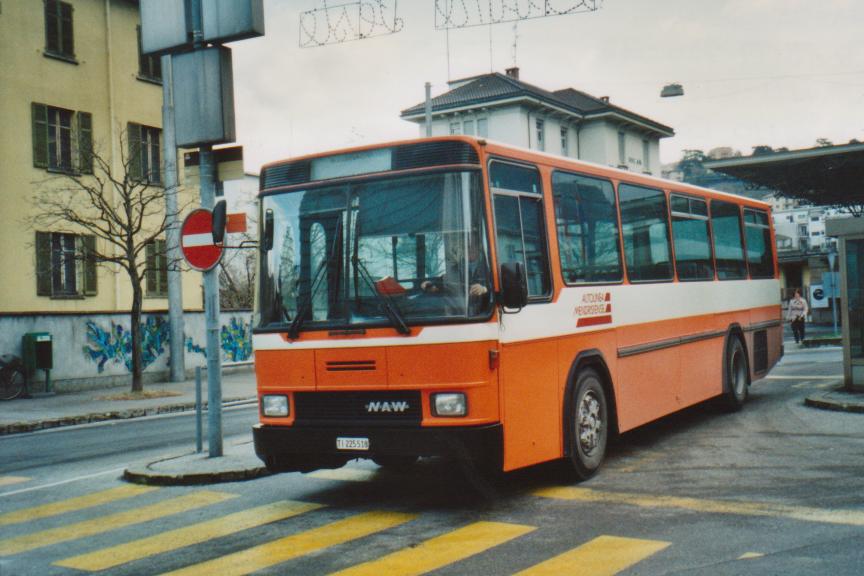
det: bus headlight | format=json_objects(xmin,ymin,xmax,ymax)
[
  {"xmin": 432, "ymin": 393, "xmax": 467, "ymax": 417},
  {"xmin": 262, "ymin": 395, "xmax": 289, "ymax": 417}
]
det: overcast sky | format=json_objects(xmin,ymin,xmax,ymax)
[{"xmin": 228, "ymin": 0, "xmax": 864, "ymax": 172}]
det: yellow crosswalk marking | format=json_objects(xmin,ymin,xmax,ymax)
[
  {"xmin": 514, "ymin": 535, "xmax": 670, "ymax": 576},
  {"xmin": 0, "ymin": 476, "xmax": 29, "ymax": 487},
  {"xmin": 330, "ymin": 521, "xmax": 535, "ymax": 576},
  {"xmin": 310, "ymin": 468, "xmax": 377, "ymax": 482},
  {"xmin": 55, "ymin": 500, "xmax": 323, "ymax": 571},
  {"xmin": 534, "ymin": 486, "xmax": 864, "ymax": 526},
  {"xmin": 0, "ymin": 484, "xmax": 157, "ymax": 527},
  {"xmin": 0, "ymin": 490, "xmax": 234, "ymax": 556},
  {"xmin": 161, "ymin": 511, "xmax": 415, "ymax": 576}
]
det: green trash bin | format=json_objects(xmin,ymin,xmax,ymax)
[{"xmin": 22, "ymin": 332, "xmax": 53, "ymax": 394}]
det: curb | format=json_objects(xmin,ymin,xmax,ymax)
[
  {"xmin": 124, "ymin": 450, "xmax": 271, "ymax": 486},
  {"xmin": 804, "ymin": 395, "xmax": 864, "ymax": 414},
  {"xmin": 0, "ymin": 397, "xmax": 258, "ymax": 436}
]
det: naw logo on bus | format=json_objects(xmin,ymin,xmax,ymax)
[
  {"xmin": 575, "ymin": 291, "xmax": 612, "ymax": 327},
  {"xmin": 365, "ymin": 401, "xmax": 410, "ymax": 413}
]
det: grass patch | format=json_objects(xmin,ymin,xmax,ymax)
[{"xmin": 97, "ymin": 390, "xmax": 184, "ymax": 401}]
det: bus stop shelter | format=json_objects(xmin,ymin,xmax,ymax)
[{"xmin": 706, "ymin": 143, "xmax": 864, "ymax": 392}]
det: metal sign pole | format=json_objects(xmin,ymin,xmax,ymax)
[
  {"xmin": 189, "ymin": 0, "xmax": 223, "ymax": 458},
  {"xmin": 161, "ymin": 54, "xmax": 186, "ymax": 383}
]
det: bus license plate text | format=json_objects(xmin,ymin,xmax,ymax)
[{"xmin": 336, "ymin": 437, "xmax": 370, "ymax": 451}]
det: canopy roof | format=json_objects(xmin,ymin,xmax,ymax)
[{"xmin": 705, "ymin": 143, "xmax": 864, "ymax": 209}]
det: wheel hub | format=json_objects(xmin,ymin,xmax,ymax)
[{"xmin": 578, "ymin": 391, "xmax": 602, "ymax": 454}]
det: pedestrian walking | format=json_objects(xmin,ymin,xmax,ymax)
[{"xmin": 787, "ymin": 289, "xmax": 809, "ymax": 344}]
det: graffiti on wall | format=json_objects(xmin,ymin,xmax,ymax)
[
  {"xmin": 185, "ymin": 317, "xmax": 253, "ymax": 362},
  {"xmin": 83, "ymin": 317, "xmax": 170, "ymax": 373}
]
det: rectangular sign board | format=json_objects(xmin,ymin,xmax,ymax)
[
  {"xmin": 141, "ymin": 0, "xmax": 191, "ymax": 56},
  {"xmin": 203, "ymin": 0, "xmax": 265, "ymax": 44},
  {"xmin": 172, "ymin": 47, "xmax": 236, "ymax": 148}
]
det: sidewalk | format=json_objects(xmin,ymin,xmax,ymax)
[{"xmin": 0, "ymin": 367, "xmax": 257, "ymax": 435}]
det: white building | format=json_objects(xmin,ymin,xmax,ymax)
[
  {"xmin": 773, "ymin": 206, "xmax": 843, "ymax": 253},
  {"xmin": 401, "ymin": 68, "xmax": 674, "ymax": 176}
]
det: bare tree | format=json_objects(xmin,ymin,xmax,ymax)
[{"xmin": 28, "ymin": 134, "xmax": 180, "ymax": 392}]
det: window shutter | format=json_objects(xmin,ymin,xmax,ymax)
[
  {"xmin": 82, "ymin": 235, "xmax": 98, "ymax": 296},
  {"xmin": 128, "ymin": 123, "xmax": 142, "ymax": 180},
  {"xmin": 145, "ymin": 242, "xmax": 156, "ymax": 294},
  {"xmin": 36, "ymin": 231, "xmax": 53, "ymax": 296},
  {"xmin": 32, "ymin": 103, "xmax": 48, "ymax": 168},
  {"xmin": 60, "ymin": 1, "xmax": 74, "ymax": 57},
  {"xmin": 45, "ymin": 0, "xmax": 59, "ymax": 54},
  {"xmin": 158, "ymin": 240, "xmax": 168, "ymax": 295},
  {"xmin": 77, "ymin": 111, "xmax": 93, "ymax": 174}
]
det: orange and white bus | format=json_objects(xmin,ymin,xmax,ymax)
[{"xmin": 252, "ymin": 137, "xmax": 782, "ymax": 479}]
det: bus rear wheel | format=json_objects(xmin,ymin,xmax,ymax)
[
  {"xmin": 565, "ymin": 368, "xmax": 608, "ymax": 481},
  {"xmin": 722, "ymin": 337, "xmax": 749, "ymax": 411}
]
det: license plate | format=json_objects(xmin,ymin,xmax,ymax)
[{"xmin": 336, "ymin": 437, "xmax": 370, "ymax": 451}]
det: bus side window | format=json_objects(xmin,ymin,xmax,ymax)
[
  {"xmin": 489, "ymin": 161, "xmax": 551, "ymax": 298},
  {"xmin": 744, "ymin": 208, "xmax": 774, "ymax": 278},
  {"xmin": 711, "ymin": 200, "xmax": 747, "ymax": 280},
  {"xmin": 552, "ymin": 171, "xmax": 623, "ymax": 284},
  {"xmin": 671, "ymin": 194, "xmax": 714, "ymax": 281},
  {"xmin": 619, "ymin": 183, "xmax": 673, "ymax": 282}
]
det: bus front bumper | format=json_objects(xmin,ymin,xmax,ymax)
[{"xmin": 253, "ymin": 423, "xmax": 502, "ymax": 472}]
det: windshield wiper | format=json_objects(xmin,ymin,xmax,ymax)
[
  {"xmin": 288, "ymin": 218, "xmax": 342, "ymax": 340},
  {"xmin": 351, "ymin": 254, "xmax": 411, "ymax": 336}
]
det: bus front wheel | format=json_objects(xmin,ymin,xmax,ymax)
[{"xmin": 565, "ymin": 368, "xmax": 608, "ymax": 480}]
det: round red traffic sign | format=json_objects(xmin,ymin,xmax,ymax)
[{"xmin": 180, "ymin": 208, "xmax": 223, "ymax": 271}]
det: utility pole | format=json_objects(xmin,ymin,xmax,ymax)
[
  {"xmin": 161, "ymin": 55, "xmax": 186, "ymax": 383},
  {"xmin": 425, "ymin": 82, "xmax": 433, "ymax": 137}
]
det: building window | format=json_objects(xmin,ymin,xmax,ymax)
[
  {"xmin": 35, "ymin": 232, "xmax": 97, "ymax": 297},
  {"xmin": 449, "ymin": 122, "xmax": 461, "ymax": 135},
  {"xmin": 560, "ymin": 127, "xmax": 569, "ymax": 156},
  {"xmin": 44, "ymin": 0, "xmax": 75, "ymax": 61},
  {"xmin": 145, "ymin": 239, "xmax": 169, "ymax": 297},
  {"xmin": 128, "ymin": 123, "xmax": 162, "ymax": 184},
  {"xmin": 463, "ymin": 119, "xmax": 475, "ymax": 136},
  {"xmin": 31, "ymin": 103, "xmax": 92, "ymax": 173},
  {"xmin": 618, "ymin": 132, "xmax": 626, "ymax": 166},
  {"xmin": 535, "ymin": 118, "xmax": 545, "ymax": 151},
  {"xmin": 137, "ymin": 26, "xmax": 162, "ymax": 83},
  {"xmin": 477, "ymin": 118, "xmax": 488, "ymax": 138}
]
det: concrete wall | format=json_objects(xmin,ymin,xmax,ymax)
[{"xmin": 0, "ymin": 311, "xmax": 253, "ymax": 392}]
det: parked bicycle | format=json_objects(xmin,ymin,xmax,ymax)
[{"xmin": 0, "ymin": 355, "xmax": 26, "ymax": 401}]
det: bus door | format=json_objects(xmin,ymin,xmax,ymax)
[{"xmin": 490, "ymin": 161, "xmax": 559, "ymax": 470}]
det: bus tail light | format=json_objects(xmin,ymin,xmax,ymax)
[
  {"xmin": 432, "ymin": 393, "xmax": 467, "ymax": 417},
  {"xmin": 262, "ymin": 395, "xmax": 289, "ymax": 417}
]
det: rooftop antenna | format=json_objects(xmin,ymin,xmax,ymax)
[{"xmin": 511, "ymin": 22, "xmax": 519, "ymax": 68}]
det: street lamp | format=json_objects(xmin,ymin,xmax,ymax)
[{"xmin": 660, "ymin": 83, "xmax": 684, "ymax": 98}]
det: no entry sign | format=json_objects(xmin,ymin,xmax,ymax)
[{"xmin": 180, "ymin": 208, "xmax": 223, "ymax": 271}]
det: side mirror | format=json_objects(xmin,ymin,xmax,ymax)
[
  {"xmin": 499, "ymin": 261, "xmax": 528, "ymax": 311},
  {"xmin": 211, "ymin": 200, "xmax": 227, "ymax": 244},
  {"xmin": 262, "ymin": 208, "xmax": 274, "ymax": 252}
]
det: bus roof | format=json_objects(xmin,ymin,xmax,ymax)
[{"xmin": 260, "ymin": 136, "xmax": 772, "ymax": 210}]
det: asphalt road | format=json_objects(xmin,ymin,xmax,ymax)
[{"xmin": 0, "ymin": 345, "xmax": 862, "ymax": 575}]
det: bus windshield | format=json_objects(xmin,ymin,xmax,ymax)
[{"xmin": 257, "ymin": 170, "xmax": 492, "ymax": 332}]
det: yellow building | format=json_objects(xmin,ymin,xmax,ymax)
[{"xmin": 0, "ymin": 0, "xmax": 202, "ymax": 315}]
